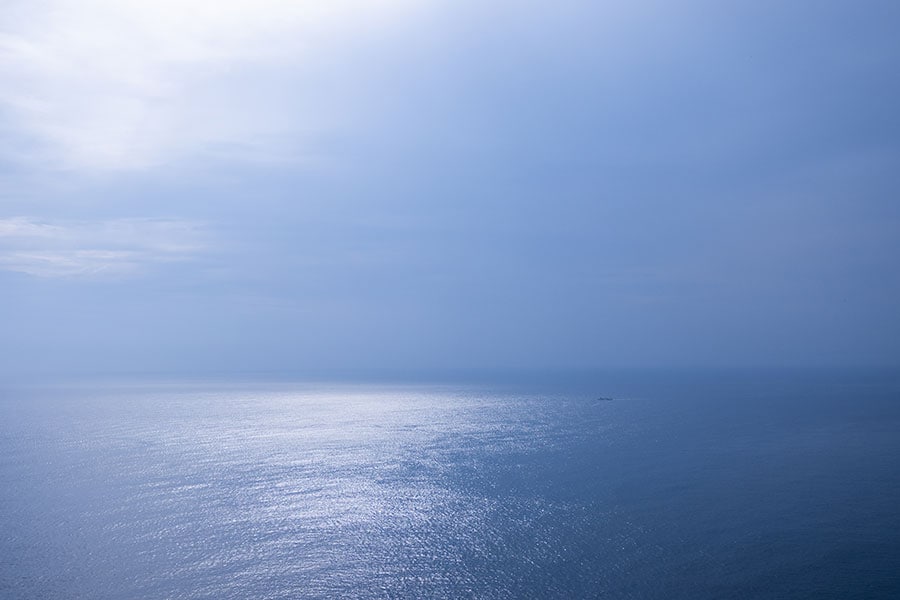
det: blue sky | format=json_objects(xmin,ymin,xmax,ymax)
[{"xmin": 1, "ymin": 0, "xmax": 899, "ymax": 376}]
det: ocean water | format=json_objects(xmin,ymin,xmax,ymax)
[{"xmin": 1, "ymin": 369, "xmax": 898, "ymax": 599}]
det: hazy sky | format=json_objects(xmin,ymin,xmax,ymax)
[{"xmin": 2, "ymin": 0, "xmax": 899, "ymax": 376}]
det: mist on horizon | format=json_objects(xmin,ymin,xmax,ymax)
[{"xmin": 2, "ymin": 0, "xmax": 899, "ymax": 377}]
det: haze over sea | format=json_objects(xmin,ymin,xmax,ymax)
[
  {"xmin": 2, "ymin": 1, "xmax": 899, "ymax": 598},
  {"xmin": 2, "ymin": 368, "xmax": 898, "ymax": 599}
]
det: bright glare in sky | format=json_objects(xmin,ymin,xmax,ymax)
[{"xmin": 0, "ymin": 0, "xmax": 425, "ymax": 169}]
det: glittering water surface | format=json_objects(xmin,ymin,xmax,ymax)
[{"xmin": 1, "ymin": 371, "xmax": 899, "ymax": 599}]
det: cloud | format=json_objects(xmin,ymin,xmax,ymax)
[
  {"xmin": 0, "ymin": 216, "xmax": 206, "ymax": 278},
  {"xmin": 0, "ymin": 0, "xmax": 425, "ymax": 171}
]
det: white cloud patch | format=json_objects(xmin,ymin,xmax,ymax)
[
  {"xmin": 0, "ymin": 0, "xmax": 425, "ymax": 171},
  {"xmin": 0, "ymin": 216, "xmax": 206, "ymax": 278}
]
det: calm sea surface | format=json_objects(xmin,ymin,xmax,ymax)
[{"xmin": 1, "ymin": 369, "xmax": 898, "ymax": 599}]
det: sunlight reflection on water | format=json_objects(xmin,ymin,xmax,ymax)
[{"xmin": 2, "ymin": 375, "xmax": 899, "ymax": 599}]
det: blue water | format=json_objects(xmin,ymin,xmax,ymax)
[{"xmin": 1, "ymin": 369, "xmax": 898, "ymax": 598}]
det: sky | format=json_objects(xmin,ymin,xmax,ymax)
[{"xmin": 1, "ymin": 0, "xmax": 899, "ymax": 377}]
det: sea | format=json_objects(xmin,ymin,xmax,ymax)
[{"xmin": 1, "ymin": 368, "xmax": 898, "ymax": 599}]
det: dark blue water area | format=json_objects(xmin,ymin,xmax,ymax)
[{"xmin": 1, "ymin": 369, "xmax": 898, "ymax": 598}]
